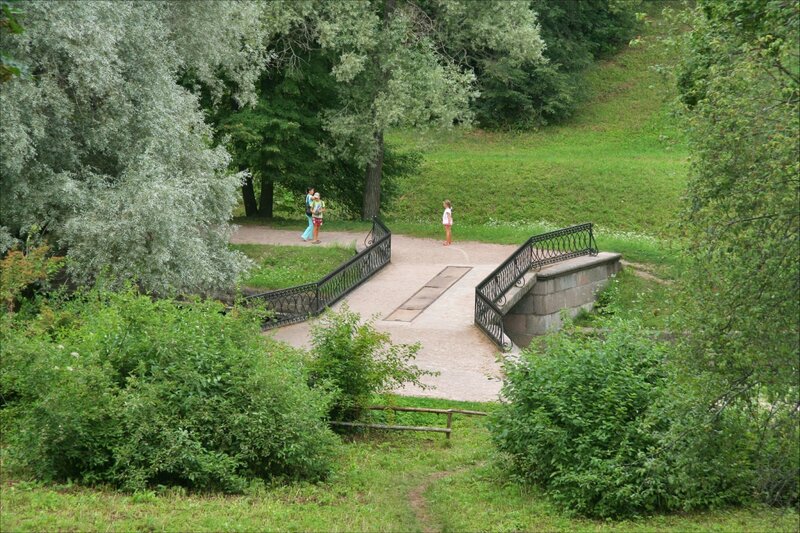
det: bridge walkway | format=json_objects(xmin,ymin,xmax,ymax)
[{"xmin": 231, "ymin": 225, "xmax": 517, "ymax": 402}]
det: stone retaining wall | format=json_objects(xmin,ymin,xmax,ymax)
[{"xmin": 503, "ymin": 252, "xmax": 622, "ymax": 347}]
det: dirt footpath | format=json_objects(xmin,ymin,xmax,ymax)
[{"xmin": 231, "ymin": 225, "xmax": 519, "ymax": 402}]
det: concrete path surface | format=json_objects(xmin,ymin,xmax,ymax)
[{"xmin": 231, "ymin": 224, "xmax": 520, "ymax": 402}]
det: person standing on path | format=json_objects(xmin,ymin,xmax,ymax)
[
  {"xmin": 311, "ymin": 192, "xmax": 325, "ymax": 244},
  {"xmin": 442, "ymin": 199, "xmax": 453, "ymax": 246},
  {"xmin": 301, "ymin": 187, "xmax": 315, "ymax": 241}
]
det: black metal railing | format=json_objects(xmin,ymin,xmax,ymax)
[
  {"xmin": 475, "ymin": 223, "xmax": 598, "ymax": 349},
  {"xmin": 248, "ymin": 218, "xmax": 391, "ymax": 328}
]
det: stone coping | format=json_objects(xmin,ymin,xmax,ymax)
[{"xmin": 535, "ymin": 252, "xmax": 622, "ymax": 280}]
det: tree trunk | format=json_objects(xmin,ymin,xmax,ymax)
[
  {"xmin": 258, "ymin": 176, "xmax": 274, "ymax": 218},
  {"xmin": 362, "ymin": 131, "xmax": 384, "ymax": 220},
  {"xmin": 241, "ymin": 167, "xmax": 258, "ymax": 217},
  {"xmin": 360, "ymin": 0, "xmax": 395, "ymax": 221}
]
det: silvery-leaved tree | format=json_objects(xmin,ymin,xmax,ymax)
[
  {"xmin": 0, "ymin": 1, "xmax": 274, "ymax": 294},
  {"xmin": 312, "ymin": 0, "xmax": 546, "ymax": 219}
]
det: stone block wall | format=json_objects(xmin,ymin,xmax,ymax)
[{"xmin": 503, "ymin": 252, "xmax": 622, "ymax": 347}]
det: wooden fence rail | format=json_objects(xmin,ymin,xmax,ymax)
[{"xmin": 330, "ymin": 405, "xmax": 488, "ymax": 440}]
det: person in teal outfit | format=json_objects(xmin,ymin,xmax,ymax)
[{"xmin": 301, "ymin": 187, "xmax": 314, "ymax": 241}]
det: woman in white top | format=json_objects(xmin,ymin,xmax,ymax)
[{"xmin": 442, "ymin": 199, "xmax": 453, "ymax": 246}]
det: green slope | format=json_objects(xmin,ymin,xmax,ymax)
[{"xmin": 386, "ymin": 14, "xmax": 687, "ymax": 237}]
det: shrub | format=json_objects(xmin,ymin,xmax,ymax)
[
  {"xmin": 0, "ymin": 289, "xmax": 338, "ymax": 492},
  {"xmin": 491, "ymin": 319, "xmax": 670, "ymax": 517},
  {"xmin": 0, "ymin": 243, "xmax": 63, "ymax": 313},
  {"xmin": 308, "ymin": 305, "xmax": 434, "ymax": 421},
  {"xmin": 490, "ymin": 318, "xmax": 760, "ymax": 518}
]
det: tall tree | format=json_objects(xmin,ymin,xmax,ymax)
[
  {"xmin": 676, "ymin": 0, "xmax": 799, "ymax": 504},
  {"xmin": 313, "ymin": 0, "xmax": 545, "ymax": 219},
  {"xmin": 0, "ymin": 1, "xmax": 275, "ymax": 294}
]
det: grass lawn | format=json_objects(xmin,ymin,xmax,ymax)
[
  {"xmin": 233, "ymin": 243, "xmax": 356, "ymax": 291},
  {"xmin": 575, "ymin": 268, "xmax": 676, "ymax": 330},
  {"xmin": 3, "ymin": 396, "xmax": 796, "ymax": 532},
  {"xmin": 385, "ymin": 12, "xmax": 687, "ymax": 238},
  {"xmin": 234, "ymin": 10, "xmax": 688, "ymax": 270}
]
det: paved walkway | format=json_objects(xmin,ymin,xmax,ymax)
[{"xmin": 231, "ymin": 225, "xmax": 520, "ymax": 402}]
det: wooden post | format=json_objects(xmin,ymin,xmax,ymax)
[{"xmin": 446, "ymin": 410, "xmax": 453, "ymax": 440}]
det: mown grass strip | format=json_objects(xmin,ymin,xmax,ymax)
[{"xmin": 233, "ymin": 243, "xmax": 356, "ymax": 291}]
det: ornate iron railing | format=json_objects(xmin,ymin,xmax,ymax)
[
  {"xmin": 475, "ymin": 223, "xmax": 598, "ymax": 349},
  {"xmin": 248, "ymin": 218, "xmax": 391, "ymax": 328}
]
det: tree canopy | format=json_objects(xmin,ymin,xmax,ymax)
[
  {"xmin": 1, "ymin": 0, "xmax": 547, "ymax": 289},
  {"xmin": 676, "ymin": 0, "xmax": 799, "ymax": 504},
  {"xmin": 0, "ymin": 1, "xmax": 273, "ymax": 293},
  {"xmin": 306, "ymin": 0, "xmax": 546, "ymax": 218}
]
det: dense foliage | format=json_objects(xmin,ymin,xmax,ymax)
[
  {"xmin": 215, "ymin": 53, "xmax": 421, "ymax": 218},
  {"xmin": 470, "ymin": 0, "xmax": 642, "ymax": 128},
  {"xmin": 214, "ymin": 58, "xmax": 333, "ymax": 218},
  {"xmin": 491, "ymin": 320, "xmax": 761, "ymax": 518},
  {"xmin": 0, "ymin": 241, "xmax": 62, "ymax": 313},
  {"xmin": 675, "ymin": 0, "xmax": 799, "ymax": 505},
  {"xmin": 0, "ymin": 0, "xmax": 24, "ymax": 83},
  {"xmin": 492, "ymin": 321, "xmax": 666, "ymax": 517},
  {"xmin": 0, "ymin": 290, "xmax": 338, "ymax": 492},
  {"xmin": 0, "ymin": 1, "xmax": 274, "ymax": 293},
  {"xmin": 308, "ymin": 305, "xmax": 432, "ymax": 421}
]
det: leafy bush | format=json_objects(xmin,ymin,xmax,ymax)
[
  {"xmin": 308, "ymin": 305, "xmax": 434, "ymax": 421},
  {"xmin": 0, "ymin": 289, "xmax": 338, "ymax": 492},
  {"xmin": 673, "ymin": 0, "xmax": 799, "ymax": 508},
  {"xmin": 490, "ymin": 319, "xmax": 760, "ymax": 518},
  {"xmin": 491, "ymin": 320, "xmax": 669, "ymax": 517}
]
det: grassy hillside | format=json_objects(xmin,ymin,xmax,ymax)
[{"xmin": 386, "ymin": 13, "xmax": 687, "ymax": 238}]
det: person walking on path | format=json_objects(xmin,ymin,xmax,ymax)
[
  {"xmin": 301, "ymin": 187, "xmax": 315, "ymax": 241},
  {"xmin": 311, "ymin": 192, "xmax": 325, "ymax": 244},
  {"xmin": 442, "ymin": 199, "xmax": 453, "ymax": 246}
]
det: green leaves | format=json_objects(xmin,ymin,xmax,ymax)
[
  {"xmin": 675, "ymin": 0, "xmax": 799, "ymax": 505},
  {"xmin": 491, "ymin": 320, "xmax": 673, "ymax": 517},
  {"xmin": 0, "ymin": 1, "xmax": 271, "ymax": 294},
  {"xmin": 489, "ymin": 318, "xmax": 772, "ymax": 517},
  {"xmin": 308, "ymin": 305, "xmax": 434, "ymax": 421},
  {"xmin": 1, "ymin": 289, "xmax": 339, "ymax": 491}
]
